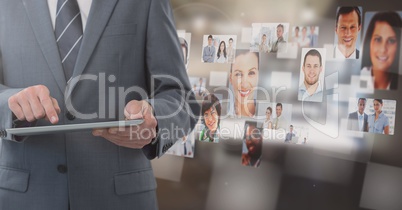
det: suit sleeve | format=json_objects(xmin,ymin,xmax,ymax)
[
  {"xmin": 202, "ymin": 47, "xmax": 207, "ymax": 62},
  {"xmin": 0, "ymin": 51, "xmax": 25, "ymax": 141},
  {"xmin": 141, "ymin": 0, "xmax": 200, "ymax": 159}
]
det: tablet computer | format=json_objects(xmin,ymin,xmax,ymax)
[{"xmin": 4, "ymin": 119, "xmax": 143, "ymax": 136}]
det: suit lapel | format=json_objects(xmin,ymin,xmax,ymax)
[
  {"xmin": 65, "ymin": 0, "xmax": 119, "ymax": 99},
  {"xmin": 21, "ymin": 0, "xmax": 66, "ymax": 94}
]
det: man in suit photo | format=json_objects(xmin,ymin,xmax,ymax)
[
  {"xmin": 284, "ymin": 125, "xmax": 296, "ymax": 143},
  {"xmin": 347, "ymin": 98, "xmax": 368, "ymax": 132},
  {"xmin": 271, "ymin": 24, "xmax": 287, "ymax": 53},
  {"xmin": 334, "ymin": 6, "xmax": 362, "ymax": 59},
  {"xmin": 203, "ymin": 34, "xmax": 215, "ymax": 63},
  {"xmin": 0, "ymin": 0, "xmax": 199, "ymax": 209}
]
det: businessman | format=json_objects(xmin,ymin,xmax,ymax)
[
  {"xmin": 347, "ymin": 98, "xmax": 368, "ymax": 132},
  {"xmin": 271, "ymin": 24, "xmax": 287, "ymax": 53},
  {"xmin": 334, "ymin": 6, "xmax": 362, "ymax": 59},
  {"xmin": 284, "ymin": 125, "xmax": 296, "ymax": 143},
  {"xmin": 272, "ymin": 103, "xmax": 288, "ymax": 131},
  {"xmin": 203, "ymin": 35, "xmax": 215, "ymax": 63},
  {"xmin": 0, "ymin": 0, "xmax": 199, "ymax": 209}
]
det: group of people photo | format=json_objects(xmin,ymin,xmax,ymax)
[
  {"xmin": 202, "ymin": 35, "xmax": 237, "ymax": 63},
  {"xmin": 291, "ymin": 26, "xmax": 319, "ymax": 48},
  {"xmin": 347, "ymin": 98, "xmax": 396, "ymax": 135},
  {"xmin": 252, "ymin": 23, "xmax": 290, "ymax": 53},
  {"xmin": 184, "ymin": 7, "xmax": 401, "ymax": 165}
]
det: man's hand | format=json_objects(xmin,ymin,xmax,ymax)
[
  {"xmin": 92, "ymin": 100, "xmax": 158, "ymax": 149},
  {"xmin": 8, "ymin": 85, "xmax": 61, "ymax": 123}
]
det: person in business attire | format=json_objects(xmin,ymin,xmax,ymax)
[
  {"xmin": 227, "ymin": 38, "xmax": 236, "ymax": 63},
  {"xmin": 177, "ymin": 135, "xmax": 194, "ymax": 157},
  {"xmin": 309, "ymin": 26, "xmax": 319, "ymax": 47},
  {"xmin": 203, "ymin": 34, "xmax": 215, "ymax": 63},
  {"xmin": 166, "ymin": 135, "xmax": 194, "ymax": 158},
  {"xmin": 262, "ymin": 107, "xmax": 273, "ymax": 129},
  {"xmin": 361, "ymin": 11, "xmax": 402, "ymax": 90},
  {"xmin": 216, "ymin": 41, "xmax": 227, "ymax": 63},
  {"xmin": 367, "ymin": 99, "xmax": 390, "ymax": 135},
  {"xmin": 0, "ymin": 0, "xmax": 199, "ymax": 209},
  {"xmin": 284, "ymin": 125, "xmax": 296, "ymax": 143},
  {"xmin": 272, "ymin": 103, "xmax": 288, "ymax": 131},
  {"xmin": 241, "ymin": 122, "xmax": 262, "ymax": 167},
  {"xmin": 271, "ymin": 24, "xmax": 287, "ymax": 53},
  {"xmin": 259, "ymin": 34, "xmax": 269, "ymax": 53},
  {"xmin": 298, "ymin": 49, "xmax": 324, "ymax": 102},
  {"xmin": 347, "ymin": 98, "xmax": 368, "ymax": 132},
  {"xmin": 195, "ymin": 77, "xmax": 206, "ymax": 97},
  {"xmin": 298, "ymin": 27, "xmax": 311, "ymax": 48},
  {"xmin": 292, "ymin": 26, "xmax": 300, "ymax": 43},
  {"xmin": 334, "ymin": 6, "xmax": 362, "ymax": 59}
]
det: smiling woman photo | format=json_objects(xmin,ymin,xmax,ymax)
[
  {"xmin": 367, "ymin": 99, "xmax": 390, "ymax": 135},
  {"xmin": 361, "ymin": 11, "xmax": 402, "ymax": 90},
  {"xmin": 199, "ymin": 94, "xmax": 221, "ymax": 143},
  {"xmin": 229, "ymin": 51, "xmax": 259, "ymax": 118}
]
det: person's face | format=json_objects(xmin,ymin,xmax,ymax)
[
  {"xmin": 289, "ymin": 126, "xmax": 293, "ymax": 132},
  {"xmin": 295, "ymin": 28, "xmax": 299, "ymax": 36},
  {"xmin": 370, "ymin": 21, "xmax": 398, "ymax": 72},
  {"xmin": 204, "ymin": 106, "xmax": 219, "ymax": 132},
  {"xmin": 229, "ymin": 40, "xmax": 233, "ymax": 47},
  {"xmin": 310, "ymin": 26, "xmax": 315, "ymax": 34},
  {"xmin": 303, "ymin": 55, "xmax": 322, "ymax": 86},
  {"xmin": 373, "ymin": 100, "xmax": 383, "ymax": 112},
  {"xmin": 302, "ymin": 28, "xmax": 307, "ymax": 37},
  {"xmin": 245, "ymin": 125, "xmax": 262, "ymax": 156},
  {"xmin": 208, "ymin": 37, "xmax": 212, "ymax": 46},
  {"xmin": 277, "ymin": 27, "xmax": 283, "ymax": 38},
  {"xmin": 262, "ymin": 35, "xmax": 266, "ymax": 42},
  {"xmin": 276, "ymin": 106, "xmax": 282, "ymax": 117},
  {"xmin": 229, "ymin": 53, "xmax": 259, "ymax": 101},
  {"xmin": 266, "ymin": 109, "xmax": 271, "ymax": 120},
  {"xmin": 358, "ymin": 99, "xmax": 366, "ymax": 114},
  {"xmin": 336, "ymin": 11, "xmax": 361, "ymax": 49},
  {"xmin": 220, "ymin": 42, "xmax": 225, "ymax": 51}
]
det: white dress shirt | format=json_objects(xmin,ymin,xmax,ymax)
[
  {"xmin": 358, "ymin": 112, "xmax": 364, "ymax": 131},
  {"xmin": 47, "ymin": 0, "xmax": 93, "ymax": 31}
]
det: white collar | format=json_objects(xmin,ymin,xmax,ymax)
[{"xmin": 334, "ymin": 45, "xmax": 357, "ymax": 59}]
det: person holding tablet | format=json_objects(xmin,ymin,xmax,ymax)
[{"xmin": 0, "ymin": 0, "xmax": 199, "ymax": 209}]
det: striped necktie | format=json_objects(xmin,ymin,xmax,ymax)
[{"xmin": 55, "ymin": 0, "xmax": 83, "ymax": 80}]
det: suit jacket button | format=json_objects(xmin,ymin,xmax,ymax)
[
  {"xmin": 66, "ymin": 112, "xmax": 75, "ymax": 120},
  {"xmin": 57, "ymin": 165, "xmax": 68, "ymax": 174}
]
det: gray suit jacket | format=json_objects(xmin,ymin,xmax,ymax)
[
  {"xmin": 0, "ymin": 0, "xmax": 199, "ymax": 209},
  {"xmin": 202, "ymin": 45, "xmax": 215, "ymax": 63},
  {"xmin": 347, "ymin": 111, "xmax": 368, "ymax": 132}
]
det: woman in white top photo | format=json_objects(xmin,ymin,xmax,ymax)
[{"xmin": 361, "ymin": 11, "xmax": 402, "ymax": 90}]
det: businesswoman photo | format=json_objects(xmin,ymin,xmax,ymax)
[
  {"xmin": 367, "ymin": 99, "xmax": 390, "ymax": 134},
  {"xmin": 229, "ymin": 50, "xmax": 259, "ymax": 118},
  {"xmin": 216, "ymin": 41, "xmax": 227, "ymax": 63},
  {"xmin": 361, "ymin": 11, "xmax": 402, "ymax": 90},
  {"xmin": 199, "ymin": 94, "xmax": 221, "ymax": 143},
  {"xmin": 262, "ymin": 107, "xmax": 273, "ymax": 129}
]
